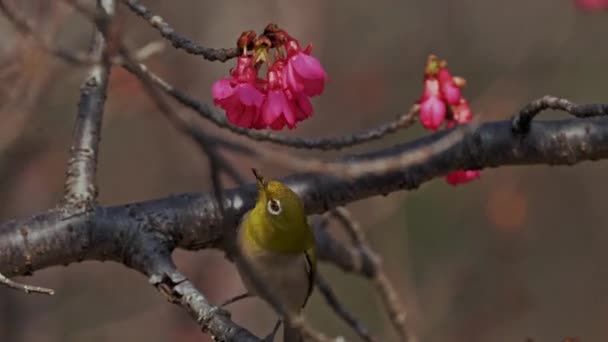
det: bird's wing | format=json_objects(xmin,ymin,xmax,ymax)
[{"xmin": 302, "ymin": 246, "xmax": 316, "ymax": 308}]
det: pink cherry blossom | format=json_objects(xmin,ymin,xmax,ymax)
[
  {"xmin": 283, "ymin": 39, "xmax": 329, "ymax": 97},
  {"xmin": 419, "ymin": 78, "xmax": 446, "ymax": 131},
  {"xmin": 452, "ymin": 98, "xmax": 472, "ymax": 124},
  {"xmin": 260, "ymin": 66, "xmax": 297, "ymax": 129},
  {"xmin": 438, "ymin": 68, "xmax": 462, "ymax": 105},
  {"xmin": 212, "ymin": 56, "xmax": 265, "ymax": 128},
  {"xmin": 291, "ymin": 91, "xmax": 313, "ymax": 121},
  {"xmin": 445, "ymin": 170, "xmax": 481, "ymax": 186},
  {"xmin": 575, "ymin": 0, "xmax": 608, "ymax": 10},
  {"xmin": 447, "ymin": 98, "xmax": 473, "ymax": 128}
]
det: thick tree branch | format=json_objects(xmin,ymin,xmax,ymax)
[
  {"xmin": 1, "ymin": 115, "xmax": 607, "ymax": 339},
  {"xmin": 144, "ymin": 250, "xmax": 261, "ymax": 342},
  {"xmin": 1, "ymin": 117, "xmax": 607, "ymax": 276}
]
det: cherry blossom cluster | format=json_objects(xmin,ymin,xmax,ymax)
[
  {"xmin": 418, "ymin": 55, "xmax": 480, "ymax": 186},
  {"xmin": 212, "ymin": 25, "xmax": 329, "ymax": 130}
]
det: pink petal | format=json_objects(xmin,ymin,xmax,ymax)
[
  {"xmin": 237, "ymin": 105, "xmax": 257, "ymax": 127},
  {"xmin": 437, "ymin": 68, "xmax": 462, "ymax": 105},
  {"xmin": 445, "ymin": 170, "xmax": 481, "ymax": 186},
  {"xmin": 225, "ymin": 102, "xmax": 245, "ymax": 127},
  {"xmin": 280, "ymin": 95, "xmax": 296, "ymax": 127},
  {"xmin": 453, "ymin": 99, "xmax": 473, "ymax": 124},
  {"xmin": 216, "ymin": 92, "xmax": 240, "ymax": 113},
  {"xmin": 441, "ymin": 83, "xmax": 462, "ymax": 105},
  {"xmin": 293, "ymin": 92, "xmax": 313, "ymax": 120},
  {"xmin": 299, "ymin": 77, "xmax": 325, "ymax": 97},
  {"xmin": 235, "ymin": 84, "xmax": 264, "ymax": 107},
  {"xmin": 270, "ymin": 116, "xmax": 286, "ymax": 130},
  {"xmin": 252, "ymin": 111, "xmax": 267, "ymax": 129},
  {"xmin": 422, "ymin": 78, "xmax": 441, "ymax": 99},
  {"xmin": 285, "ymin": 62, "xmax": 304, "ymax": 93},
  {"xmin": 261, "ymin": 90, "xmax": 285, "ymax": 125},
  {"xmin": 291, "ymin": 53, "xmax": 328, "ymax": 80},
  {"xmin": 212, "ymin": 78, "xmax": 235, "ymax": 101},
  {"xmin": 419, "ymin": 96, "xmax": 446, "ymax": 131}
]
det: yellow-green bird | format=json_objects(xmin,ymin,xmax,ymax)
[{"xmin": 232, "ymin": 169, "xmax": 316, "ymax": 342}]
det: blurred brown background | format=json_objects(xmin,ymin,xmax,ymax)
[{"xmin": 0, "ymin": 0, "xmax": 606, "ymax": 341}]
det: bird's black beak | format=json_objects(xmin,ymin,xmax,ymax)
[{"xmin": 251, "ymin": 168, "xmax": 267, "ymax": 190}]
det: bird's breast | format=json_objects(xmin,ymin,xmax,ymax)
[{"xmin": 236, "ymin": 226, "xmax": 311, "ymax": 312}]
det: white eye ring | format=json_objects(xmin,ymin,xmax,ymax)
[{"xmin": 267, "ymin": 199, "xmax": 282, "ymax": 216}]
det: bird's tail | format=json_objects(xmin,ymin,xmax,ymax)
[{"xmin": 283, "ymin": 325, "xmax": 304, "ymax": 342}]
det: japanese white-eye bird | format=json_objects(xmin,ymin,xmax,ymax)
[{"xmin": 230, "ymin": 169, "xmax": 316, "ymax": 342}]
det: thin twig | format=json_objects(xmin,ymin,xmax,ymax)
[
  {"xmin": 331, "ymin": 207, "xmax": 414, "ymax": 342},
  {"xmin": 117, "ymin": 59, "xmax": 470, "ymax": 178},
  {"xmin": 315, "ymin": 273, "xmax": 378, "ymax": 342},
  {"xmin": 0, "ymin": 2, "xmax": 164, "ymax": 67},
  {"xmin": 0, "ymin": 1, "xmax": 93, "ymax": 65},
  {"xmin": 121, "ymin": 0, "xmax": 240, "ymax": 62},
  {"xmin": 62, "ymin": 0, "xmax": 114, "ymax": 209},
  {"xmin": 128, "ymin": 61, "xmax": 420, "ymax": 150},
  {"xmin": 0, "ymin": 272, "xmax": 54, "ymax": 295},
  {"xmin": 117, "ymin": 49, "xmax": 245, "ymax": 189},
  {"xmin": 512, "ymin": 95, "xmax": 608, "ymax": 133},
  {"xmin": 313, "ymin": 219, "xmax": 376, "ymax": 278},
  {"xmin": 119, "ymin": 0, "xmax": 421, "ymax": 150}
]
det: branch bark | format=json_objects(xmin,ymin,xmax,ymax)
[
  {"xmin": 62, "ymin": 0, "xmax": 114, "ymax": 210},
  {"xmin": 0, "ymin": 114, "xmax": 607, "ymax": 339},
  {"xmin": 2, "ymin": 117, "xmax": 607, "ymax": 277}
]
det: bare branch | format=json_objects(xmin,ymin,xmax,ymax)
[
  {"xmin": 0, "ymin": 113, "xmax": 608, "ymax": 339},
  {"xmin": 62, "ymin": 0, "xmax": 115, "ymax": 209},
  {"xmin": 0, "ymin": 117, "xmax": 606, "ymax": 272},
  {"xmin": 313, "ymin": 218, "xmax": 377, "ymax": 278},
  {"xmin": 122, "ymin": 58, "xmax": 420, "ymax": 150},
  {"xmin": 117, "ymin": 48, "xmax": 245, "ymax": 188},
  {"xmin": 331, "ymin": 207, "xmax": 413, "ymax": 342},
  {"xmin": 122, "ymin": 51, "xmax": 474, "ymax": 181},
  {"xmin": 254, "ymin": 118, "xmax": 476, "ymax": 178},
  {"xmin": 0, "ymin": 272, "xmax": 54, "ymax": 296},
  {"xmin": 0, "ymin": 1, "xmax": 93, "ymax": 65},
  {"xmin": 315, "ymin": 272, "xmax": 378, "ymax": 342},
  {"xmin": 119, "ymin": 51, "xmax": 473, "ymax": 179},
  {"xmin": 0, "ymin": 2, "xmax": 164, "ymax": 67},
  {"xmin": 121, "ymin": 0, "xmax": 240, "ymax": 62},
  {"xmin": 512, "ymin": 95, "xmax": 608, "ymax": 134}
]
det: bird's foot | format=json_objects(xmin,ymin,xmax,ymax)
[{"xmin": 220, "ymin": 292, "xmax": 252, "ymax": 308}]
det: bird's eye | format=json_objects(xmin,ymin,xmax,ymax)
[{"xmin": 267, "ymin": 199, "xmax": 282, "ymax": 215}]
